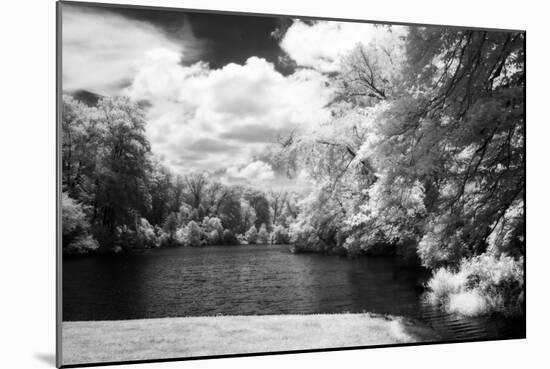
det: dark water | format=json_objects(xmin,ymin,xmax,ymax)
[{"xmin": 63, "ymin": 244, "xmax": 524, "ymax": 341}]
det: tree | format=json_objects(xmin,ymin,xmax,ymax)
[
  {"xmin": 271, "ymin": 225, "xmax": 290, "ymax": 244},
  {"xmin": 203, "ymin": 180, "xmax": 231, "ymax": 216},
  {"xmin": 245, "ymin": 225, "xmax": 258, "ymax": 244},
  {"xmin": 377, "ymin": 29, "xmax": 526, "ymax": 267},
  {"xmin": 202, "ymin": 216, "xmax": 224, "ymax": 235},
  {"xmin": 268, "ymin": 191, "xmax": 289, "ymax": 226},
  {"xmin": 61, "ymin": 96, "xmax": 103, "ymax": 203},
  {"xmin": 148, "ymin": 160, "xmax": 173, "ymax": 226},
  {"xmin": 186, "ymin": 220, "xmax": 201, "ymax": 247},
  {"xmin": 161, "ymin": 212, "xmax": 180, "ymax": 246},
  {"xmin": 61, "ymin": 95, "xmax": 156, "ymax": 251},
  {"xmin": 170, "ymin": 175, "xmax": 186, "ymax": 213},
  {"xmin": 218, "ymin": 189, "xmax": 243, "ymax": 232},
  {"xmin": 61, "ymin": 192, "xmax": 99, "ymax": 254},
  {"xmin": 207, "ymin": 229, "xmax": 220, "ymax": 245},
  {"xmin": 222, "ymin": 229, "xmax": 238, "ymax": 245},
  {"xmin": 288, "ymin": 183, "xmax": 347, "ymax": 253},
  {"xmin": 245, "ymin": 190, "xmax": 271, "ymax": 231},
  {"xmin": 136, "ymin": 217, "xmax": 158, "ymax": 248},
  {"xmin": 257, "ymin": 223, "xmax": 269, "ymax": 244},
  {"xmin": 277, "ymin": 27, "xmax": 525, "ymax": 268},
  {"xmin": 240, "ymin": 199, "xmax": 257, "ymax": 233},
  {"xmin": 93, "ymin": 97, "xmax": 152, "ymax": 249},
  {"xmin": 183, "ymin": 172, "xmax": 208, "ymax": 210}
]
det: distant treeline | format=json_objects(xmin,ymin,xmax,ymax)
[{"xmin": 61, "ymin": 96, "xmax": 299, "ymax": 254}]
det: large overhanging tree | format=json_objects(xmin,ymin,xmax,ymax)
[{"xmin": 282, "ymin": 27, "xmax": 525, "ymax": 267}]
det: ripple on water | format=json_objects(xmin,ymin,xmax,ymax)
[{"xmin": 63, "ymin": 244, "xmax": 525, "ymax": 341}]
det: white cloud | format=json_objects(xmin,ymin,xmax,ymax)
[
  {"xmin": 280, "ymin": 20, "xmax": 407, "ymax": 73},
  {"xmin": 227, "ymin": 161, "xmax": 275, "ymax": 181},
  {"xmin": 62, "ymin": 5, "xmax": 196, "ymax": 95},
  {"xmin": 124, "ymin": 52, "xmax": 334, "ymax": 176},
  {"xmin": 63, "ymin": 9, "xmax": 373, "ymax": 190}
]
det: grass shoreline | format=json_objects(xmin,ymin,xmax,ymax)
[{"xmin": 62, "ymin": 313, "xmax": 440, "ymax": 366}]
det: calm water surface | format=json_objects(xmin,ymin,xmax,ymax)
[{"xmin": 63, "ymin": 244, "xmax": 524, "ymax": 341}]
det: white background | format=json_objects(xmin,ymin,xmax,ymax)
[{"xmin": 0, "ymin": 0, "xmax": 547, "ymax": 368}]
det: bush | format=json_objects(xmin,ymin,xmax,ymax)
[
  {"xmin": 186, "ymin": 221, "xmax": 201, "ymax": 247},
  {"xmin": 426, "ymin": 268, "xmax": 467, "ymax": 304},
  {"xmin": 447, "ymin": 291, "xmax": 488, "ymax": 316},
  {"xmin": 173, "ymin": 227, "xmax": 184, "ymax": 245},
  {"xmin": 137, "ymin": 218, "xmax": 158, "ymax": 248},
  {"xmin": 62, "ymin": 192, "xmax": 99, "ymax": 254},
  {"xmin": 245, "ymin": 225, "xmax": 258, "ymax": 244},
  {"xmin": 461, "ymin": 254, "xmax": 524, "ymax": 315},
  {"xmin": 62, "ymin": 193, "xmax": 89, "ymax": 242},
  {"xmin": 203, "ymin": 216, "xmax": 224, "ymax": 235},
  {"xmin": 65, "ymin": 235, "xmax": 99, "ymax": 255},
  {"xmin": 161, "ymin": 213, "xmax": 180, "ymax": 246},
  {"xmin": 257, "ymin": 223, "xmax": 269, "ymax": 244},
  {"xmin": 425, "ymin": 253, "xmax": 524, "ymax": 317}
]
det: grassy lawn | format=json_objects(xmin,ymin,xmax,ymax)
[{"xmin": 62, "ymin": 313, "xmax": 440, "ymax": 365}]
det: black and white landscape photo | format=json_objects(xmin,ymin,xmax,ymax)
[{"xmin": 59, "ymin": 1, "xmax": 526, "ymax": 366}]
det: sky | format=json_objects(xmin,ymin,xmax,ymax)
[{"xmin": 61, "ymin": 3, "xmax": 405, "ymax": 190}]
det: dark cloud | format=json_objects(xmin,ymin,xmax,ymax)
[{"xmin": 69, "ymin": 2, "xmax": 296, "ymax": 74}]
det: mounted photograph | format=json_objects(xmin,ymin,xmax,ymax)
[{"xmin": 57, "ymin": 1, "xmax": 526, "ymax": 367}]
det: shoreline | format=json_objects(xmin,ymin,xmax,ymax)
[{"xmin": 62, "ymin": 313, "xmax": 440, "ymax": 366}]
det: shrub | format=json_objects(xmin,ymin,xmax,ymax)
[
  {"xmin": 257, "ymin": 223, "xmax": 269, "ymax": 244},
  {"xmin": 425, "ymin": 268, "xmax": 467, "ymax": 305},
  {"xmin": 62, "ymin": 193, "xmax": 90, "ymax": 243},
  {"xmin": 447, "ymin": 291, "xmax": 487, "ymax": 316},
  {"xmin": 137, "ymin": 218, "xmax": 158, "ymax": 248},
  {"xmin": 203, "ymin": 216, "xmax": 224, "ymax": 235},
  {"xmin": 62, "ymin": 192, "xmax": 99, "ymax": 254},
  {"xmin": 245, "ymin": 225, "xmax": 258, "ymax": 244},
  {"xmin": 461, "ymin": 254, "xmax": 524, "ymax": 315},
  {"xmin": 161, "ymin": 213, "xmax": 180, "ymax": 246},
  {"xmin": 425, "ymin": 253, "xmax": 524, "ymax": 317},
  {"xmin": 65, "ymin": 235, "xmax": 99, "ymax": 255},
  {"xmin": 186, "ymin": 221, "xmax": 201, "ymax": 247},
  {"xmin": 171, "ymin": 227, "xmax": 186, "ymax": 246}
]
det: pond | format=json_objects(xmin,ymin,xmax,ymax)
[{"xmin": 63, "ymin": 244, "xmax": 524, "ymax": 341}]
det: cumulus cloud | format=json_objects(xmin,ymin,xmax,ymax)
[
  {"xmin": 280, "ymin": 20, "xmax": 407, "ymax": 73},
  {"xmin": 64, "ymin": 8, "xmax": 363, "ymax": 190},
  {"xmin": 227, "ymin": 161, "xmax": 275, "ymax": 182},
  {"xmin": 125, "ymin": 52, "xmax": 334, "ymax": 175},
  {"xmin": 62, "ymin": 5, "xmax": 198, "ymax": 95}
]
